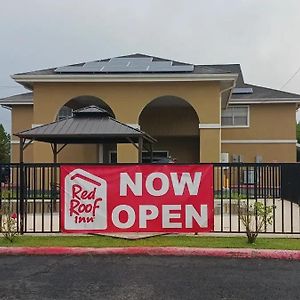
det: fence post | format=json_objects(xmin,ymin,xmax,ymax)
[{"xmin": 19, "ymin": 138, "xmax": 25, "ymax": 235}]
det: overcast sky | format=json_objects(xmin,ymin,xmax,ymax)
[{"xmin": 1, "ymin": 0, "xmax": 300, "ymax": 133}]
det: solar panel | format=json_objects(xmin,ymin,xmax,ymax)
[
  {"xmin": 55, "ymin": 57, "xmax": 194, "ymax": 73},
  {"xmin": 109, "ymin": 58, "xmax": 152, "ymax": 65},
  {"xmin": 148, "ymin": 65, "xmax": 194, "ymax": 72},
  {"xmin": 232, "ymin": 88, "xmax": 254, "ymax": 94}
]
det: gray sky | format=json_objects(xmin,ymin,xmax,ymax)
[{"xmin": 1, "ymin": 0, "xmax": 300, "ymax": 133}]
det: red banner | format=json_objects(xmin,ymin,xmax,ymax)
[{"xmin": 60, "ymin": 165, "xmax": 214, "ymax": 233}]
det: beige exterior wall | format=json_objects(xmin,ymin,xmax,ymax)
[
  {"xmin": 140, "ymin": 105, "xmax": 199, "ymax": 136},
  {"xmin": 221, "ymin": 103, "xmax": 297, "ymax": 162},
  {"xmin": 11, "ymin": 143, "xmax": 33, "ymax": 163},
  {"xmin": 201, "ymin": 129, "xmax": 221, "ymax": 162},
  {"xmin": 11, "ymin": 105, "xmax": 34, "ymax": 163},
  {"xmin": 28, "ymin": 81, "xmax": 220, "ymax": 163},
  {"xmin": 221, "ymin": 143, "xmax": 296, "ymax": 162},
  {"xmin": 221, "ymin": 103, "xmax": 296, "ymax": 140},
  {"xmin": 32, "ymin": 81, "xmax": 220, "ymax": 124},
  {"xmin": 9, "ymin": 82, "xmax": 297, "ymax": 164}
]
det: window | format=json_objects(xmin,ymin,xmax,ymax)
[{"xmin": 221, "ymin": 106, "xmax": 249, "ymax": 127}]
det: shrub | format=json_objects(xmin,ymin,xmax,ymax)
[
  {"xmin": 239, "ymin": 201, "xmax": 274, "ymax": 244},
  {"xmin": 0, "ymin": 189, "xmax": 18, "ymax": 242}
]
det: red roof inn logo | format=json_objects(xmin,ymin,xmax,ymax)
[
  {"xmin": 60, "ymin": 165, "xmax": 214, "ymax": 233},
  {"xmin": 62, "ymin": 169, "xmax": 107, "ymax": 231}
]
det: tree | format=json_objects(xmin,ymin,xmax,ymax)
[
  {"xmin": 0, "ymin": 124, "xmax": 10, "ymax": 163},
  {"xmin": 297, "ymin": 122, "xmax": 300, "ymax": 143}
]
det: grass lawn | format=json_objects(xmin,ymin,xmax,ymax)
[{"xmin": 0, "ymin": 235, "xmax": 299, "ymax": 250}]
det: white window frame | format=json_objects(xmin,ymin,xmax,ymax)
[{"xmin": 221, "ymin": 105, "xmax": 250, "ymax": 128}]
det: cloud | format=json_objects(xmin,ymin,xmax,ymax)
[{"xmin": 1, "ymin": 0, "xmax": 300, "ymax": 131}]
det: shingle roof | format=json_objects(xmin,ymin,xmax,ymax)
[
  {"xmin": 5, "ymin": 54, "xmax": 300, "ymax": 105},
  {"xmin": 0, "ymin": 92, "xmax": 33, "ymax": 106},
  {"xmin": 230, "ymin": 83, "xmax": 300, "ymax": 102},
  {"xmin": 15, "ymin": 105, "xmax": 156, "ymax": 144},
  {"xmin": 204, "ymin": 64, "xmax": 246, "ymax": 86},
  {"xmin": 13, "ymin": 53, "xmax": 231, "ymax": 76},
  {"xmin": 207, "ymin": 64, "xmax": 300, "ymax": 102}
]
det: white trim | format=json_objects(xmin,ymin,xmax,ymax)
[
  {"xmin": 230, "ymin": 100, "xmax": 300, "ymax": 104},
  {"xmin": 198, "ymin": 123, "xmax": 220, "ymax": 129},
  {"xmin": 11, "ymin": 140, "xmax": 34, "ymax": 145},
  {"xmin": 12, "ymin": 73, "xmax": 238, "ymax": 83},
  {"xmin": 0, "ymin": 102, "xmax": 33, "ymax": 105},
  {"xmin": 219, "ymin": 95, "xmax": 222, "ymax": 162},
  {"xmin": 221, "ymin": 105, "xmax": 250, "ymax": 127},
  {"xmin": 126, "ymin": 123, "xmax": 140, "ymax": 130},
  {"xmin": 221, "ymin": 125, "xmax": 249, "ymax": 128},
  {"xmin": 221, "ymin": 140, "xmax": 297, "ymax": 144},
  {"xmin": 98, "ymin": 144, "xmax": 103, "ymax": 163},
  {"xmin": 32, "ymin": 124, "xmax": 44, "ymax": 128}
]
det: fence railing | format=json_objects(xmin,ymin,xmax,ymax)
[{"xmin": 0, "ymin": 163, "xmax": 299, "ymax": 234}]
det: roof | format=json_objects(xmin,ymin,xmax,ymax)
[
  {"xmin": 0, "ymin": 92, "xmax": 33, "ymax": 106},
  {"xmin": 202, "ymin": 64, "xmax": 246, "ymax": 86},
  {"xmin": 13, "ymin": 53, "xmax": 231, "ymax": 76},
  {"xmin": 1, "ymin": 53, "xmax": 299, "ymax": 107},
  {"xmin": 230, "ymin": 83, "xmax": 300, "ymax": 103},
  {"xmin": 15, "ymin": 105, "xmax": 156, "ymax": 144},
  {"xmin": 204, "ymin": 64, "xmax": 300, "ymax": 103}
]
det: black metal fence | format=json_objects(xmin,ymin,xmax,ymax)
[{"xmin": 0, "ymin": 163, "xmax": 299, "ymax": 234}]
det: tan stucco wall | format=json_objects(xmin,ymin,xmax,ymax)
[
  {"xmin": 152, "ymin": 136, "xmax": 199, "ymax": 163},
  {"xmin": 11, "ymin": 83, "xmax": 297, "ymax": 164},
  {"xmin": 33, "ymin": 81, "xmax": 220, "ymax": 124},
  {"xmin": 11, "ymin": 143, "xmax": 33, "ymax": 163},
  {"xmin": 30, "ymin": 81, "xmax": 221, "ymax": 163},
  {"xmin": 221, "ymin": 103, "xmax": 297, "ymax": 162},
  {"xmin": 140, "ymin": 105, "xmax": 199, "ymax": 136},
  {"xmin": 201, "ymin": 129, "xmax": 221, "ymax": 163},
  {"xmin": 221, "ymin": 103, "xmax": 297, "ymax": 140},
  {"xmin": 221, "ymin": 143, "xmax": 296, "ymax": 162},
  {"xmin": 11, "ymin": 105, "xmax": 34, "ymax": 163}
]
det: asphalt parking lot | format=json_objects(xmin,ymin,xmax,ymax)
[{"xmin": 0, "ymin": 255, "xmax": 299, "ymax": 300}]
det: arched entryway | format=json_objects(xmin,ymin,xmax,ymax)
[
  {"xmin": 56, "ymin": 96, "xmax": 117, "ymax": 163},
  {"xmin": 56, "ymin": 95, "xmax": 115, "ymax": 120},
  {"xmin": 139, "ymin": 96, "xmax": 199, "ymax": 163}
]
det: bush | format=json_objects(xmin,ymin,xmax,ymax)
[
  {"xmin": 0, "ymin": 189, "xmax": 18, "ymax": 242},
  {"xmin": 239, "ymin": 201, "xmax": 274, "ymax": 244}
]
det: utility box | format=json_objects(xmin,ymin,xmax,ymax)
[
  {"xmin": 232, "ymin": 154, "xmax": 243, "ymax": 163},
  {"xmin": 221, "ymin": 152, "xmax": 229, "ymax": 163}
]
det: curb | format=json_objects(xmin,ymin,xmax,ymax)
[{"xmin": 0, "ymin": 247, "xmax": 299, "ymax": 260}]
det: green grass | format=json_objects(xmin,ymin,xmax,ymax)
[{"xmin": 0, "ymin": 235, "xmax": 299, "ymax": 250}]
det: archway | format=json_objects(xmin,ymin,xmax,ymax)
[
  {"xmin": 56, "ymin": 95, "xmax": 115, "ymax": 120},
  {"xmin": 139, "ymin": 96, "xmax": 199, "ymax": 163},
  {"xmin": 56, "ymin": 95, "xmax": 116, "ymax": 163}
]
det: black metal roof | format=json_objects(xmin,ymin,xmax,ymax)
[{"xmin": 14, "ymin": 106, "xmax": 156, "ymax": 144}]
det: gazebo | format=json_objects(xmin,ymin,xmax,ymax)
[{"xmin": 15, "ymin": 106, "xmax": 156, "ymax": 163}]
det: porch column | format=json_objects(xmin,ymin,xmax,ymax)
[
  {"xmin": 199, "ymin": 128, "xmax": 221, "ymax": 163},
  {"xmin": 117, "ymin": 144, "xmax": 138, "ymax": 163}
]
